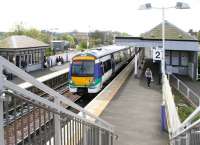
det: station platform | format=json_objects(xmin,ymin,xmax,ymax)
[
  {"xmin": 12, "ymin": 62, "xmax": 69, "ymax": 84},
  {"xmin": 100, "ymin": 72, "xmax": 168, "ymax": 145},
  {"xmin": 97, "ymin": 60, "xmax": 169, "ymax": 145},
  {"xmin": 83, "ymin": 58, "xmax": 169, "ymax": 145}
]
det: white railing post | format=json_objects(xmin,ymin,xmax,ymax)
[
  {"xmin": 177, "ymin": 138, "xmax": 181, "ymax": 145},
  {"xmin": 99, "ymin": 129, "xmax": 102, "ymax": 145},
  {"xmin": 185, "ymin": 122, "xmax": 191, "ymax": 145},
  {"xmin": 108, "ymin": 133, "xmax": 112, "ymax": 145},
  {"xmin": 0, "ymin": 63, "xmax": 5, "ymax": 145},
  {"xmin": 187, "ymin": 88, "xmax": 190, "ymax": 98},
  {"xmin": 177, "ymin": 79, "xmax": 180, "ymax": 90},
  {"xmin": 199, "ymin": 98, "xmax": 200, "ymax": 106},
  {"xmin": 134, "ymin": 53, "xmax": 138, "ymax": 77},
  {"xmin": 54, "ymin": 97, "xmax": 61, "ymax": 145},
  {"xmin": 82, "ymin": 112, "xmax": 88, "ymax": 145}
]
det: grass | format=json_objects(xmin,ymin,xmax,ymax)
[{"xmin": 173, "ymin": 88, "xmax": 196, "ymax": 122}]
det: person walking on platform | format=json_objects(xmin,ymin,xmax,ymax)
[{"xmin": 145, "ymin": 67, "xmax": 153, "ymax": 87}]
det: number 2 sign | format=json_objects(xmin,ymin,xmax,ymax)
[{"xmin": 152, "ymin": 47, "xmax": 162, "ymax": 61}]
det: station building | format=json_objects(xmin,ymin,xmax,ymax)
[
  {"xmin": 0, "ymin": 35, "xmax": 49, "ymax": 72},
  {"xmin": 51, "ymin": 40, "xmax": 69, "ymax": 52},
  {"xmin": 116, "ymin": 21, "xmax": 200, "ymax": 80}
]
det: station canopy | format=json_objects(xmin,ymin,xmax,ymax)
[{"xmin": 116, "ymin": 21, "xmax": 200, "ymax": 51}]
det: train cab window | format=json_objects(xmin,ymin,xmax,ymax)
[{"xmin": 72, "ymin": 60, "xmax": 94, "ymax": 76}]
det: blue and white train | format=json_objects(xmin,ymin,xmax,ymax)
[{"xmin": 68, "ymin": 45, "xmax": 134, "ymax": 93}]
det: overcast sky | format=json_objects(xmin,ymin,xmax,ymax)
[{"xmin": 0, "ymin": 0, "xmax": 199, "ymax": 35}]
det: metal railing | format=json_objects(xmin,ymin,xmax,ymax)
[
  {"xmin": 169, "ymin": 74, "xmax": 200, "ymax": 107},
  {"xmin": 162, "ymin": 74, "xmax": 200, "ymax": 145},
  {"xmin": 0, "ymin": 56, "xmax": 114, "ymax": 145}
]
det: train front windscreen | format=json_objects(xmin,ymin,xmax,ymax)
[{"xmin": 72, "ymin": 60, "xmax": 94, "ymax": 76}]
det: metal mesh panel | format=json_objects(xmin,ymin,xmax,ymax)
[
  {"xmin": 59, "ymin": 115, "xmax": 112, "ymax": 145},
  {"xmin": 190, "ymin": 127, "xmax": 200, "ymax": 145},
  {"xmin": 4, "ymin": 93, "xmax": 55, "ymax": 145}
]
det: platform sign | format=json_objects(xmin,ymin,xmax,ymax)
[{"xmin": 152, "ymin": 46, "xmax": 162, "ymax": 61}]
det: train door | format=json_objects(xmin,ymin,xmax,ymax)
[{"xmin": 111, "ymin": 54, "xmax": 115, "ymax": 74}]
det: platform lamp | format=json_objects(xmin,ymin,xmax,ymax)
[{"xmin": 138, "ymin": 2, "xmax": 190, "ymax": 75}]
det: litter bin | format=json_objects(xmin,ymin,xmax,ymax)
[{"xmin": 161, "ymin": 104, "xmax": 167, "ymax": 131}]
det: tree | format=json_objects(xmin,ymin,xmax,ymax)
[
  {"xmin": 10, "ymin": 22, "xmax": 26, "ymax": 35},
  {"xmin": 58, "ymin": 33, "xmax": 76, "ymax": 47},
  {"xmin": 8, "ymin": 23, "xmax": 51, "ymax": 43},
  {"xmin": 121, "ymin": 32, "xmax": 130, "ymax": 36},
  {"xmin": 77, "ymin": 41, "xmax": 87, "ymax": 50}
]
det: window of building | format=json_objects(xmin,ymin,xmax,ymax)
[
  {"xmin": 181, "ymin": 52, "xmax": 188, "ymax": 66},
  {"xmin": 28, "ymin": 54, "xmax": 32, "ymax": 65},
  {"xmin": 165, "ymin": 51, "xmax": 171, "ymax": 65},
  {"xmin": 171, "ymin": 51, "xmax": 179, "ymax": 66},
  {"xmin": 32, "ymin": 49, "xmax": 40, "ymax": 64}
]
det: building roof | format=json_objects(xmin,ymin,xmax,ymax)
[
  {"xmin": 141, "ymin": 21, "xmax": 197, "ymax": 41},
  {"xmin": 0, "ymin": 35, "xmax": 49, "ymax": 49},
  {"xmin": 115, "ymin": 37, "xmax": 200, "ymax": 51}
]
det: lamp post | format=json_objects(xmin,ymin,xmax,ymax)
[
  {"xmin": 87, "ymin": 25, "xmax": 91, "ymax": 49},
  {"xmin": 139, "ymin": 2, "xmax": 190, "ymax": 75}
]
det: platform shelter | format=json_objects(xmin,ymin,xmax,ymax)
[
  {"xmin": 0, "ymin": 35, "xmax": 49, "ymax": 72},
  {"xmin": 116, "ymin": 21, "xmax": 200, "ymax": 80}
]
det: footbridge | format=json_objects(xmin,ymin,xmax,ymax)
[{"xmin": 0, "ymin": 47, "xmax": 200, "ymax": 145}]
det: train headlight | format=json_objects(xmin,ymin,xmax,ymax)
[
  {"xmin": 69, "ymin": 80, "xmax": 73, "ymax": 84},
  {"xmin": 91, "ymin": 79, "xmax": 96, "ymax": 85}
]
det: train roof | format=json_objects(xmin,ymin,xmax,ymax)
[{"xmin": 75, "ymin": 45, "xmax": 130, "ymax": 58}]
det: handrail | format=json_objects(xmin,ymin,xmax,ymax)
[
  {"xmin": 0, "ymin": 56, "xmax": 113, "ymax": 132},
  {"xmin": 3, "ymin": 79, "xmax": 111, "ymax": 131},
  {"xmin": 172, "ymin": 112, "xmax": 200, "ymax": 139}
]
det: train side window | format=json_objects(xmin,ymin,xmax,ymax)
[
  {"xmin": 103, "ymin": 60, "xmax": 111, "ymax": 73},
  {"xmin": 114, "ymin": 52, "xmax": 120, "ymax": 64}
]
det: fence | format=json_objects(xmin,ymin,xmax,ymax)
[
  {"xmin": 0, "ymin": 56, "xmax": 114, "ymax": 145},
  {"xmin": 169, "ymin": 74, "xmax": 200, "ymax": 107},
  {"xmin": 3, "ymin": 91, "xmax": 113, "ymax": 145}
]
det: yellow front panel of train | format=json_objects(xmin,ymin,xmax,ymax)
[
  {"xmin": 72, "ymin": 77, "xmax": 93, "ymax": 86},
  {"xmin": 73, "ymin": 56, "xmax": 95, "ymax": 61}
]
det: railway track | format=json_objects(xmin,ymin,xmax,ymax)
[{"xmin": 4, "ymin": 83, "xmax": 81, "ymax": 145}]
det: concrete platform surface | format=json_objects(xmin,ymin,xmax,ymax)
[
  {"xmin": 100, "ymin": 73, "xmax": 169, "ymax": 145},
  {"xmin": 12, "ymin": 63, "xmax": 69, "ymax": 84}
]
